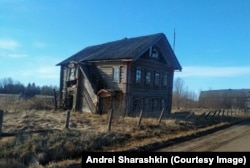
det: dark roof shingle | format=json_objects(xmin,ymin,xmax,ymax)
[{"xmin": 57, "ymin": 33, "xmax": 181, "ymax": 70}]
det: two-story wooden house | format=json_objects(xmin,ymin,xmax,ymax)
[{"xmin": 56, "ymin": 33, "xmax": 182, "ymax": 117}]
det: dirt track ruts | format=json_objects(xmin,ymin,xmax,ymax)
[{"xmin": 156, "ymin": 119, "xmax": 250, "ymax": 152}]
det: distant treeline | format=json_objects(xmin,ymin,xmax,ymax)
[{"xmin": 0, "ymin": 77, "xmax": 58, "ymax": 96}]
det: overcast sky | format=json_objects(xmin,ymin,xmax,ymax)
[{"xmin": 1, "ymin": 0, "xmax": 250, "ymax": 95}]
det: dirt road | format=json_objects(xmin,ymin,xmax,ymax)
[{"xmin": 156, "ymin": 119, "xmax": 250, "ymax": 152}]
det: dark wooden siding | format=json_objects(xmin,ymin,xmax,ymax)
[{"xmin": 126, "ymin": 57, "xmax": 174, "ymax": 116}]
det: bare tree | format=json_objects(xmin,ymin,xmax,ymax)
[{"xmin": 173, "ymin": 77, "xmax": 184, "ymax": 109}]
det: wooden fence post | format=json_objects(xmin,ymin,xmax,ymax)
[
  {"xmin": 205, "ymin": 111, "xmax": 212, "ymax": 119},
  {"xmin": 108, "ymin": 97, "xmax": 114, "ymax": 132},
  {"xmin": 108, "ymin": 108, "xmax": 113, "ymax": 131},
  {"xmin": 158, "ymin": 108, "xmax": 165, "ymax": 123},
  {"xmin": 137, "ymin": 109, "xmax": 143, "ymax": 127},
  {"xmin": 65, "ymin": 111, "xmax": 70, "ymax": 129},
  {"xmin": 0, "ymin": 110, "xmax": 3, "ymax": 138},
  {"xmin": 53, "ymin": 88, "xmax": 57, "ymax": 111}
]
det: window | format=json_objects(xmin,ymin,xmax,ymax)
[
  {"xmin": 149, "ymin": 47, "xmax": 159, "ymax": 59},
  {"xmin": 163, "ymin": 72, "xmax": 168, "ymax": 86},
  {"xmin": 148, "ymin": 98, "xmax": 153, "ymax": 112},
  {"xmin": 113, "ymin": 67, "xmax": 120, "ymax": 82},
  {"xmin": 133, "ymin": 97, "xmax": 142, "ymax": 112},
  {"xmin": 153, "ymin": 99, "xmax": 160, "ymax": 112},
  {"xmin": 145, "ymin": 71, "xmax": 151, "ymax": 85},
  {"xmin": 154, "ymin": 72, "xmax": 160, "ymax": 86},
  {"xmin": 69, "ymin": 67, "xmax": 76, "ymax": 80},
  {"xmin": 135, "ymin": 69, "xmax": 142, "ymax": 84}
]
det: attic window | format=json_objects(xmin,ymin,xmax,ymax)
[{"xmin": 149, "ymin": 47, "xmax": 159, "ymax": 59}]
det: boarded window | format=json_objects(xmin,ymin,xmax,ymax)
[{"xmin": 135, "ymin": 69, "xmax": 142, "ymax": 84}]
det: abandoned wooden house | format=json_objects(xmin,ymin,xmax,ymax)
[{"xmin": 56, "ymin": 33, "xmax": 182, "ymax": 117}]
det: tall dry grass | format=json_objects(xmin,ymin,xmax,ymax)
[{"xmin": 0, "ymin": 94, "xmax": 248, "ymax": 167}]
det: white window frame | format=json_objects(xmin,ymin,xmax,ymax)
[{"xmin": 113, "ymin": 66, "xmax": 120, "ymax": 82}]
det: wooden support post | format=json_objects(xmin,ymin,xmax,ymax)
[
  {"xmin": 65, "ymin": 111, "xmax": 70, "ymax": 129},
  {"xmin": 0, "ymin": 110, "xmax": 3, "ymax": 138},
  {"xmin": 137, "ymin": 109, "xmax": 143, "ymax": 127},
  {"xmin": 158, "ymin": 108, "xmax": 165, "ymax": 123}
]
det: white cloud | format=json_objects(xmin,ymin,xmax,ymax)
[
  {"xmin": 0, "ymin": 39, "xmax": 20, "ymax": 50},
  {"xmin": 175, "ymin": 66, "xmax": 250, "ymax": 78}
]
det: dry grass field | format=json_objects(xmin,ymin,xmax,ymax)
[{"xmin": 0, "ymin": 94, "xmax": 248, "ymax": 167}]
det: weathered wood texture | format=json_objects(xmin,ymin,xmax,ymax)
[
  {"xmin": 57, "ymin": 34, "xmax": 180, "ymax": 117},
  {"xmin": 126, "ymin": 52, "xmax": 174, "ymax": 116}
]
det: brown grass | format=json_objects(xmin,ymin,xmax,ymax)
[{"xmin": 0, "ymin": 95, "xmax": 248, "ymax": 167}]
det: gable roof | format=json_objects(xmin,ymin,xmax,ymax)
[{"xmin": 57, "ymin": 33, "xmax": 182, "ymax": 70}]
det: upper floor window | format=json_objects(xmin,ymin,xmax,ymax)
[
  {"xmin": 135, "ymin": 69, "xmax": 142, "ymax": 84},
  {"xmin": 113, "ymin": 66, "xmax": 120, "ymax": 82},
  {"xmin": 163, "ymin": 72, "xmax": 168, "ymax": 86},
  {"xmin": 154, "ymin": 72, "xmax": 160, "ymax": 86},
  {"xmin": 145, "ymin": 71, "xmax": 151, "ymax": 85},
  {"xmin": 69, "ymin": 67, "xmax": 76, "ymax": 81},
  {"xmin": 67, "ymin": 62, "xmax": 77, "ymax": 81}
]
